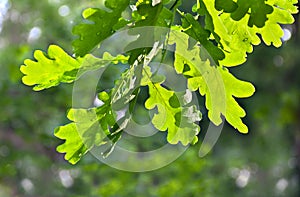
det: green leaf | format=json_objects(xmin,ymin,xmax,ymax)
[
  {"xmin": 258, "ymin": 0, "xmax": 298, "ymax": 46},
  {"xmin": 215, "ymin": 0, "xmax": 274, "ymax": 28},
  {"xmin": 20, "ymin": 45, "xmax": 128, "ymax": 91},
  {"xmin": 72, "ymin": 0, "xmax": 130, "ymax": 56},
  {"xmin": 54, "ymin": 108, "xmax": 103, "ymax": 164},
  {"xmin": 179, "ymin": 12, "xmax": 225, "ymax": 64},
  {"xmin": 169, "ymin": 30, "xmax": 255, "ymax": 133},
  {"xmin": 54, "ymin": 92, "xmax": 118, "ymax": 164},
  {"xmin": 143, "ymin": 66, "xmax": 201, "ymax": 145},
  {"xmin": 188, "ymin": 65, "xmax": 255, "ymax": 133},
  {"xmin": 134, "ymin": 0, "xmax": 173, "ymax": 27},
  {"xmin": 111, "ymin": 63, "xmax": 143, "ymax": 110},
  {"xmin": 19, "ymin": 0, "xmax": 299, "ymax": 164},
  {"xmin": 54, "ymin": 123, "xmax": 88, "ymax": 165},
  {"xmin": 215, "ymin": 0, "xmax": 237, "ymax": 13},
  {"xmin": 20, "ymin": 45, "xmax": 80, "ymax": 91},
  {"xmin": 199, "ymin": 0, "xmax": 298, "ymax": 67},
  {"xmin": 127, "ymin": 0, "xmax": 173, "ymax": 64},
  {"xmin": 231, "ymin": 0, "xmax": 273, "ymax": 28}
]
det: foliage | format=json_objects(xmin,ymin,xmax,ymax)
[
  {"xmin": 19, "ymin": 0, "xmax": 298, "ymax": 165},
  {"xmin": 72, "ymin": 0, "xmax": 130, "ymax": 56},
  {"xmin": 20, "ymin": 45, "xmax": 128, "ymax": 91},
  {"xmin": 0, "ymin": 0, "xmax": 299, "ymax": 196},
  {"xmin": 169, "ymin": 31, "xmax": 255, "ymax": 132}
]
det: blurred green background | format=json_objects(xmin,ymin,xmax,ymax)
[{"xmin": 0, "ymin": 0, "xmax": 300, "ymax": 196}]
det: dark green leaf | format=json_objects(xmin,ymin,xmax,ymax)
[
  {"xmin": 72, "ymin": 0, "xmax": 130, "ymax": 56},
  {"xmin": 231, "ymin": 0, "xmax": 273, "ymax": 28},
  {"xmin": 215, "ymin": 0, "xmax": 237, "ymax": 13},
  {"xmin": 180, "ymin": 13, "xmax": 225, "ymax": 64}
]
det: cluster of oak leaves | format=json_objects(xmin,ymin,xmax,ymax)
[{"xmin": 20, "ymin": 0, "xmax": 298, "ymax": 164}]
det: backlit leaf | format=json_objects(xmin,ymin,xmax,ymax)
[
  {"xmin": 54, "ymin": 92, "xmax": 118, "ymax": 164},
  {"xmin": 20, "ymin": 45, "xmax": 128, "ymax": 91},
  {"xmin": 143, "ymin": 66, "xmax": 201, "ymax": 145},
  {"xmin": 170, "ymin": 31, "xmax": 255, "ymax": 133},
  {"xmin": 199, "ymin": 0, "xmax": 298, "ymax": 66}
]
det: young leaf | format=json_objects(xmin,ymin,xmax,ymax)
[
  {"xmin": 258, "ymin": 0, "xmax": 298, "ymax": 46},
  {"xmin": 20, "ymin": 45, "xmax": 128, "ymax": 91},
  {"xmin": 20, "ymin": 45, "xmax": 81, "ymax": 91},
  {"xmin": 179, "ymin": 12, "xmax": 225, "ymax": 64},
  {"xmin": 55, "ymin": 92, "xmax": 117, "ymax": 164},
  {"xmin": 199, "ymin": 0, "xmax": 298, "ymax": 66},
  {"xmin": 72, "ymin": 0, "xmax": 130, "ymax": 56},
  {"xmin": 187, "ymin": 64, "xmax": 255, "ymax": 133},
  {"xmin": 54, "ymin": 123, "xmax": 88, "ymax": 165},
  {"xmin": 143, "ymin": 66, "xmax": 201, "ymax": 145},
  {"xmin": 54, "ymin": 109, "xmax": 97, "ymax": 164},
  {"xmin": 170, "ymin": 31, "xmax": 255, "ymax": 133}
]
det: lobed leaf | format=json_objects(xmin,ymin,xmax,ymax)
[
  {"xmin": 54, "ymin": 92, "xmax": 118, "ymax": 164},
  {"xmin": 143, "ymin": 66, "xmax": 201, "ymax": 145},
  {"xmin": 215, "ymin": 0, "xmax": 237, "ymax": 13},
  {"xmin": 231, "ymin": 0, "xmax": 273, "ymax": 28},
  {"xmin": 169, "ymin": 31, "xmax": 255, "ymax": 133},
  {"xmin": 72, "ymin": 0, "xmax": 130, "ymax": 56},
  {"xmin": 20, "ymin": 45, "xmax": 128, "ymax": 91},
  {"xmin": 20, "ymin": 0, "xmax": 299, "ymax": 163},
  {"xmin": 179, "ymin": 12, "xmax": 225, "ymax": 64},
  {"xmin": 127, "ymin": 0, "xmax": 173, "ymax": 64},
  {"xmin": 54, "ymin": 108, "xmax": 100, "ymax": 165},
  {"xmin": 198, "ymin": 0, "xmax": 298, "ymax": 66}
]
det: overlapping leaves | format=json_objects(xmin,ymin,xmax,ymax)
[
  {"xmin": 179, "ymin": 12, "xmax": 225, "ymax": 64},
  {"xmin": 20, "ymin": 0, "xmax": 299, "ymax": 164},
  {"xmin": 142, "ymin": 66, "xmax": 201, "ymax": 145},
  {"xmin": 198, "ymin": 0, "xmax": 298, "ymax": 66},
  {"xmin": 127, "ymin": 0, "xmax": 173, "ymax": 64},
  {"xmin": 72, "ymin": 0, "xmax": 130, "ymax": 56},
  {"xmin": 169, "ymin": 31, "xmax": 255, "ymax": 133},
  {"xmin": 55, "ymin": 92, "xmax": 119, "ymax": 164},
  {"xmin": 216, "ymin": 0, "xmax": 273, "ymax": 28},
  {"xmin": 111, "ymin": 62, "xmax": 143, "ymax": 110}
]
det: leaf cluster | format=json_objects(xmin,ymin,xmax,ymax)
[{"xmin": 20, "ymin": 0, "xmax": 298, "ymax": 164}]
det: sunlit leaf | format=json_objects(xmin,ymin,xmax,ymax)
[
  {"xmin": 170, "ymin": 31, "xmax": 255, "ymax": 133},
  {"xmin": 20, "ymin": 45, "xmax": 128, "ymax": 91},
  {"xmin": 54, "ymin": 92, "xmax": 118, "ymax": 164},
  {"xmin": 198, "ymin": 0, "xmax": 298, "ymax": 66},
  {"xmin": 143, "ymin": 66, "xmax": 201, "ymax": 145},
  {"xmin": 179, "ymin": 12, "xmax": 225, "ymax": 64}
]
